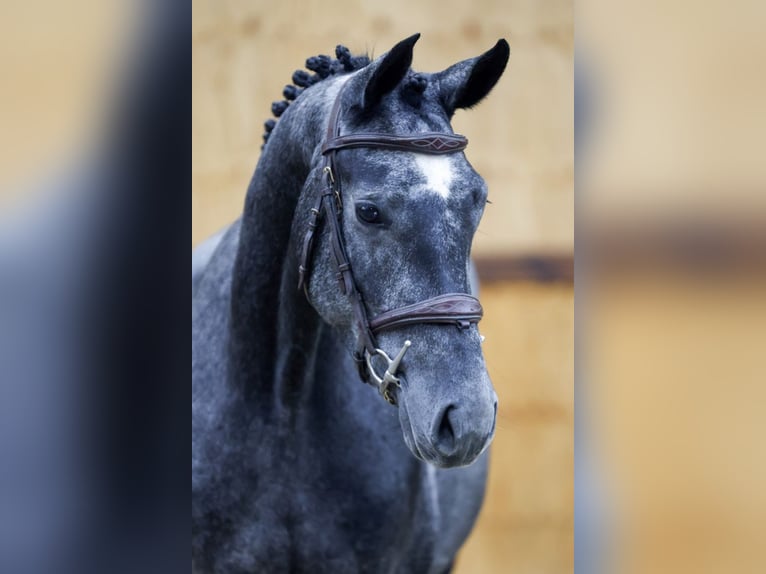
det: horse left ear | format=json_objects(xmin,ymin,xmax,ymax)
[{"xmin": 436, "ymin": 39, "xmax": 510, "ymax": 115}]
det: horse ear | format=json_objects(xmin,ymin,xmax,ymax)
[
  {"xmin": 437, "ymin": 39, "xmax": 510, "ymax": 115},
  {"xmin": 360, "ymin": 33, "xmax": 420, "ymax": 111}
]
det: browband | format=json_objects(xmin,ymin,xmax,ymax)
[{"xmin": 322, "ymin": 132, "xmax": 468, "ymax": 155}]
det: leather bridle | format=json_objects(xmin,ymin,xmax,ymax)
[{"xmin": 297, "ymin": 83, "xmax": 484, "ymax": 405}]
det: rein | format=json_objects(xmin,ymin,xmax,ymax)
[{"xmin": 297, "ymin": 83, "xmax": 483, "ymax": 405}]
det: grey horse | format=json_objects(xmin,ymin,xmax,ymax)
[{"xmin": 193, "ymin": 34, "xmax": 509, "ymax": 573}]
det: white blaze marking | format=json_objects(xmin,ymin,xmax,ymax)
[{"xmin": 414, "ymin": 154, "xmax": 454, "ymax": 199}]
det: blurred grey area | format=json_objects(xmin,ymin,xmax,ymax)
[{"xmin": 0, "ymin": 1, "xmax": 187, "ymax": 573}]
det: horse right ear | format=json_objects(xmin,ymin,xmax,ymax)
[{"xmin": 354, "ymin": 33, "xmax": 420, "ymax": 112}]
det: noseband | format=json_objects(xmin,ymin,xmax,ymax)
[{"xmin": 297, "ymin": 82, "xmax": 483, "ymax": 405}]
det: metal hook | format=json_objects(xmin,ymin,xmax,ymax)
[{"xmin": 365, "ymin": 340, "xmax": 412, "ymax": 404}]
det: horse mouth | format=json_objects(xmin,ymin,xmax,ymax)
[
  {"xmin": 408, "ymin": 432, "xmax": 493, "ymax": 469},
  {"xmin": 398, "ymin": 392, "xmax": 495, "ymax": 469}
]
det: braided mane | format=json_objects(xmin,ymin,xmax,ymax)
[{"xmin": 261, "ymin": 45, "xmax": 371, "ymax": 147}]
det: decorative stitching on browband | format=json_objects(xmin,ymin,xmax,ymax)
[{"xmin": 321, "ymin": 133, "xmax": 468, "ymax": 155}]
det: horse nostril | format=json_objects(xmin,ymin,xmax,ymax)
[{"xmin": 437, "ymin": 405, "xmax": 457, "ymax": 450}]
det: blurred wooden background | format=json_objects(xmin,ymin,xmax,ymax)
[{"xmin": 193, "ymin": 1, "xmax": 573, "ymax": 572}]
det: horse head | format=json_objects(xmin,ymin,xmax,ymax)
[{"xmin": 297, "ymin": 34, "xmax": 509, "ymax": 468}]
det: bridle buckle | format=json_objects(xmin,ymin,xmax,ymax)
[{"xmin": 322, "ymin": 165, "xmax": 335, "ymax": 184}]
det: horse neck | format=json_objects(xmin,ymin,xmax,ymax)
[{"xmin": 228, "ymin": 77, "xmax": 349, "ymax": 408}]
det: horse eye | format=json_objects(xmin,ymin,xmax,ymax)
[{"xmin": 355, "ymin": 203, "xmax": 382, "ymax": 224}]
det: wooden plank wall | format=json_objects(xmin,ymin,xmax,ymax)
[{"xmin": 193, "ymin": 2, "xmax": 573, "ymax": 572}]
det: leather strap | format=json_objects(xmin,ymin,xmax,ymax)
[
  {"xmin": 369, "ymin": 293, "xmax": 483, "ymax": 333},
  {"xmin": 297, "ymin": 185, "xmax": 330, "ymax": 295},
  {"xmin": 322, "ymin": 133, "xmax": 467, "ymax": 155}
]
